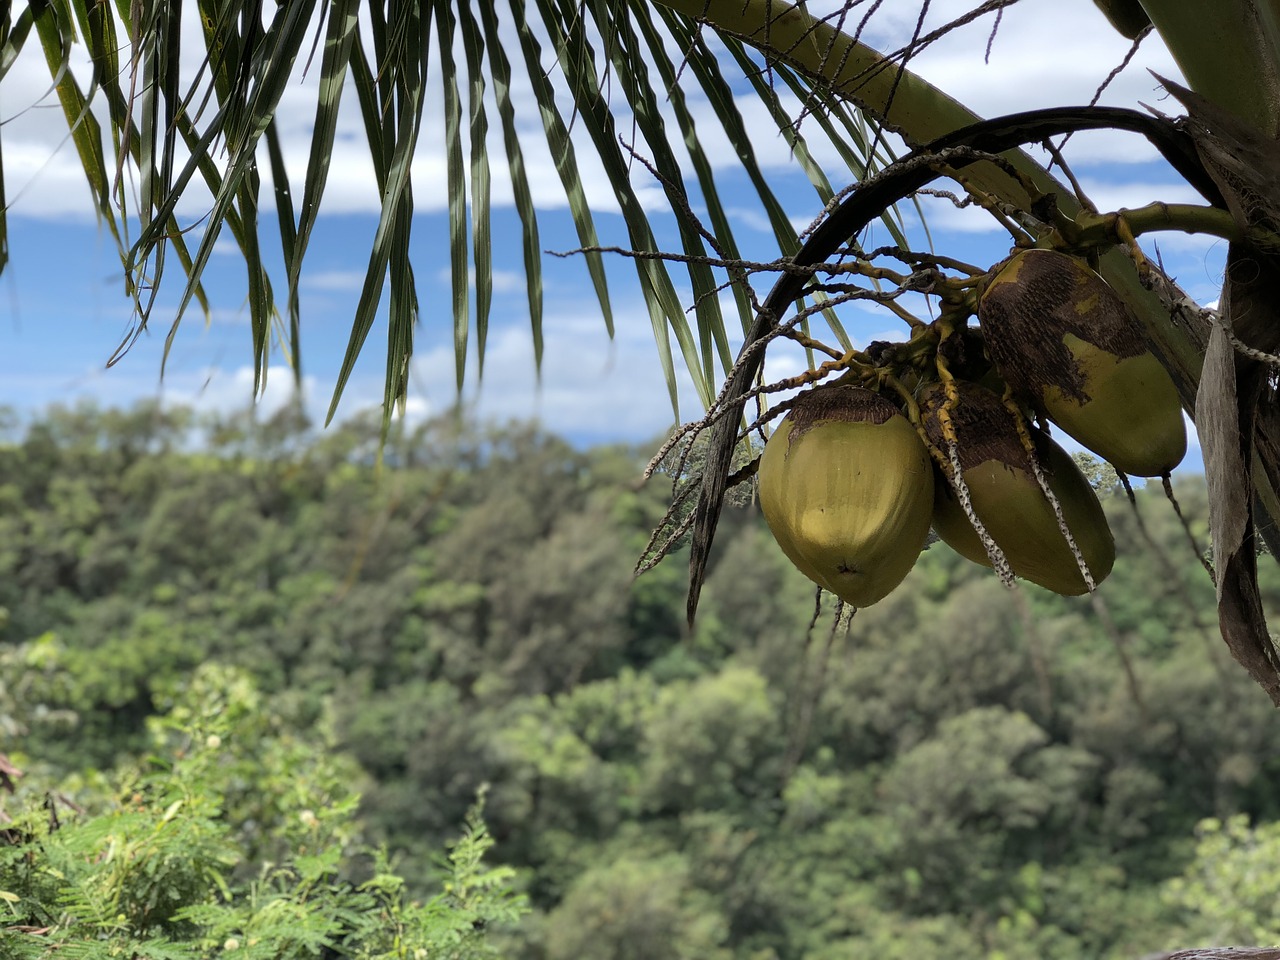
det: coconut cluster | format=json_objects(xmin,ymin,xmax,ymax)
[{"xmin": 757, "ymin": 248, "xmax": 1186, "ymax": 607}]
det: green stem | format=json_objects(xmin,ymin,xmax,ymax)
[{"xmin": 1075, "ymin": 202, "xmax": 1280, "ymax": 250}]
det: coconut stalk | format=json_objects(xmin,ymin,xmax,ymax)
[
  {"xmin": 647, "ymin": 0, "xmax": 1274, "ymax": 407},
  {"xmin": 652, "ymin": 0, "xmax": 1207, "ymax": 390}
]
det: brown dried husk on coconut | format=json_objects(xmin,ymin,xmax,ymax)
[
  {"xmin": 922, "ymin": 380, "xmax": 1115, "ymax": 595},
  {"xmin": 978, "ymin": 248, "xmax": 1186, "ymax": 477}
]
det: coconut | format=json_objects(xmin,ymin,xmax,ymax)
[
  {"xmin": 978, "ymin": 248, "xmax": 1186, "ymax": 476},
  {"xmin": 758, "ymin": 385, "xmax": 934, "ymax": 608},
  {"xmin": 921, "ymin": 381, "xmax": 1115, "ymax": 595}
]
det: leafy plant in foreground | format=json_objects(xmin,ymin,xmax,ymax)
[{"xmin": 0, "ymin": 663, "xmax": 527, "ymax": 958}]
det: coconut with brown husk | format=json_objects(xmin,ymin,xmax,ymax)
[
  {"xmin": 978, "ymin": 248, "xmax": 1186, "ymax": 477},
  {"xmin": 922, "ymin": 380, "xmax": 1115, "ymax": 595}
]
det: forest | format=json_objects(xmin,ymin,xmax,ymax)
[{"xmin": 3, "ymin": 401, "xmax": 1280, "ymax": 958}]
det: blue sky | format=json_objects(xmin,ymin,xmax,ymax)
[{"xmin": 0, "ymin": 0, "xmax": 1227, "ymax": 458}]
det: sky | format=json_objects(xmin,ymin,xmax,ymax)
[{"xmin": 0, "ymin": 0, "xmax": 1227, "ymax": 458}]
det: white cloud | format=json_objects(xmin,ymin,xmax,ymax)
[
  {"xmin": 0, "ymin": 356, "xmax": 315, "ymax": 426},
  {"xmin": 726, "ymin": 206, "xmax": 777, "ymax": 234},
  {"xmin": 304, "ymin": 269, "xmax": 368, "ymax": 292},
  {"xmin": 909, "ymin": 191, "xmax": 1008, "ymax": 235},
  {"xmin": 389, "ymin": 305, "xmax": 704, "ymax": 442},
  {"xmin": 1076, "ymin": 177, "xmax": 1205, "ymax": 212},
  {"xmin": 856, "ymin": 0, "xmax": 1183, "ymax": 122},
  {"xmin": 157, "ymin": 365, "xmax": 314, "ymax": 419},
  {"xmin": 207, "ymin": 307, "xmax": 251, "ymax": 327},
  {"xmin": 432, "ymin": 266, "xmax": 526, "ymax": 293},
  {"xmin": 0, "ymin": 0, "xmax": 1195, "ymax": 226}
]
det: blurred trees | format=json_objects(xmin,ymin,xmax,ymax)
[
  {"xmin": 2, "ymin": 402, "xmax": 1280, "ymax": 957},
  {"xmin": 1167, "ymin": 815, "xmax": 1280, "ymax": 944}
]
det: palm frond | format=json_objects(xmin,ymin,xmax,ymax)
[
  {"xmin": 476, "ymin": 0, "xmax": 544, "ymax": 367},
  {"xmin": 330, "ymin": 4, "xmax": 428, "ymax": 425},
  {"xmin": 287, "ymin": 0, "xmax": 362, "ymax": 374},
  {"xmin": 3, "ymin": 0, "xmax": 907, "ymax": 424},
  {"xmin": 456, "ymin": 1, "xmax": 493, "ymax": 380}
]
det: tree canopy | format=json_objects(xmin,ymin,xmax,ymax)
[{"xmin": 3, "ymin": 402, "xmax": 1280, "ymax": 957}]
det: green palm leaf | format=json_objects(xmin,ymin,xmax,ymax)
[
  {"xmin": 3, "ymin": 0, "xmax": 909, "ymax": 423},
  {"xmin": 477, "ymin": 0, "xmax": 544, "ymax": 368}
]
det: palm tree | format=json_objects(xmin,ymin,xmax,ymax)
[{"xmin": 5, "ymin": 1, "xmax": 1280, "ymax": 708}]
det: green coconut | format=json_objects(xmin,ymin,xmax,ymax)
[
  {"xmin": 921, "ymin": 381, "xmax": 1115, "ymax": 595},
  {"xmin": 758, "ymin": 385, "xmax": 934, "ymax": 608}
]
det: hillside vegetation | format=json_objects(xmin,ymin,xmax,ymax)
[{"xmin": 3, "ymin": 402, "xmax": 1280, "ymax": 958}]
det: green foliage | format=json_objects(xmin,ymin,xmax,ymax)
[
  {"xmin": 878, "ymin": 706, "xmax": 1096, "ymax": 911},
  {"xmin": 0, "ymin": 662, "xmax": 526, "ymax": 958},
  {"xmin": 4, "ymin": 402, "xmax": 1280, "ymax": 958},
  {"xmin": 541, "ymin": 854, "xmax": 732, "ymax": 960},
  {"xmin": 1166, "ymin": 815, "xmax": 1280, "ymax": 944},
  {"xmin": 1072, "ymin": 452, "xmax": 1122, "ymax": 498},
  {"xmin": 640, "ymin": 666, "xmax": 783, "ymax": 815}
]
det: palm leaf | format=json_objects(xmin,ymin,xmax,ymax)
[
  {"xmin": 456, "ymin": 0, "xmax": 493, "ymax": 380},
  {"xmin": 0, "ymin": 122, "xmax": 7, "ymax": 275},
  {"xmin": 541, "ymin": 0, "xmax": 710, "ymax": 412},
  {"xmin": 476, "ymin": 0, "xmax": 544, "ymax": 367},
  {"xmin": 590, "ymin": 0, "xmax": 731, "ymax": 393},
  {"xmin": 508, "ymin": 0, "xmax": 616, "ymax": 341},
  {"xmin": 433, "ymin": 0, "xmax": 471, "ymax": 393},
  {"xmin": 328, "ymin": 4, "xmax": 429, "ymax": 423},
  {"xmin": 720, "ymin": 36, "xmax": 836, "ymax": 205},
  {"xmin": 0, "ymin": 3, "xmax": 39, "ymax": 274},
  {"xmin": 651, "ymin": 8, "xmax": 800, "ymax": 258},
  {"xmin": 30, "ymin": 0, "xmax": 128, "ymax": 269},
  {"xmin": 4, "ymin": 0, "xmax": 916, "ymax": 425},
  {"xmin": 287, "ymin": 0, "xmax": 362, "ymax": 374},
  {"xmin": 265, "ymin": 119, "xmax": 302, "ymax": 374}
]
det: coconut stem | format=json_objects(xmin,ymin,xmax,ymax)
[
  {"xmin": 934, "ymin": 346, "xmax": 964, "ymax": 448},
  {"xmin": 946, "ymin": 439, "xmax": 1016, "ymax": 588},
  {"xmin": 945, "ymin": 169, "xmax": 1036, "ymax": 244},
  {"xmin": 1112, "ymin": 211, "xmax": 1151, "ymax": 283},
  {"xmin": 1212, "ymin": 308, "xmax": 1280, "ymax": 368},
  {"xmin": 1162, "ymin": 473, "xmax": 1217, "ymax": 583},
  {"xmin": 1029, "ymin": 444, "xmax": 1097, "ymax": 593},
  {"xmin": 1069, "ymin": 202, "xmax": 1280, "ymax": 252}
]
